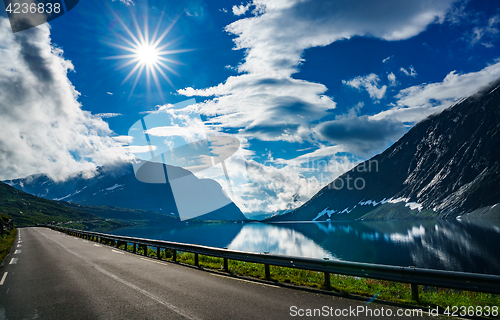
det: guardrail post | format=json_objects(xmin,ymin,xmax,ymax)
[
  {"xmin": 265, "ymin": 264, "xmax": 271, "ymax": 280},
  {"xmin": 195, "ymin": 253, "xmax": 199, "ymax": 267},
  {"xmin": 324, "ymin": 272, "xmax": 331, "ymax": 290},
  {"xmin": 224, "ymin": 258, "xmax": 229, "ymax": 272},
  {"xmin": 133, "ymin": 243, "xmax": 136, "ymax": 254},
  {"xmin": 143, "ymin": 245, "xmax": 147, "ymax": 256},
  {"xmin": 411, "ymin": 284, "xmax": 419, "ymax": 302},
  {"xmin": 173, "ymin": 250, "xmax": 177, "ymax": 262},
  {"xmin": 157, "ymin": 247, "xmax": 160, "ymax": 259}
]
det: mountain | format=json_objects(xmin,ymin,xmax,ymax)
[
  {"xmin": 0, "ymin": 181, "xmax": 125, "ymax": 228},
  {"xmin": 270, "ymin": 79, "xmax": 500, "ymax": 222},
  {"xmin": 6, "ymin": 162, "xmax": 247, "ymax": 222}
]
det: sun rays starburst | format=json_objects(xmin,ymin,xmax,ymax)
[{"xmin": 106, "ymin": 8, "xmax": 191, "ymax": 99}]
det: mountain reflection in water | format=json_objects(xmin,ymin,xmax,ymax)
[{"xmin": 104, "ymin": 219, "xmax": 500, "ymax": 275}]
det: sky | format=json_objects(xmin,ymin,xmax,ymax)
[{"xmin": 1, "ymin": 0, "xmax": 500, "ymax": 216}]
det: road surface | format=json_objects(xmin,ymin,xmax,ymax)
[{"xmin": 0, "ymin": 227, "xmax": 439, "ymax": 319}]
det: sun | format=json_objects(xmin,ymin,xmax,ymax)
[
  {"xmin": 105, "ymin": 9, "xmax": 191, "ymax": 99},
  {"xmin": 136, "ymin": 44, "xmax": 159, "ymax": 65}
]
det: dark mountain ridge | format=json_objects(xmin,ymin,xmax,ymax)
[
  {"xmin": 271, "ymin": 78, "xmax": 500, "ymax": 221},
  {"xmin": 6, "ymin": 162, "xmax": 247, "ymax": 222}
]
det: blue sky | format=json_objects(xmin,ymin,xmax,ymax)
[{"xmin": 1, "ymin": 0, "xmax": 500, "ymax": 215}]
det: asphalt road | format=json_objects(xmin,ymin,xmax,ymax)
[{"xmin": 0, "ymin": 227, "xmax": 440, "ymax": 320}]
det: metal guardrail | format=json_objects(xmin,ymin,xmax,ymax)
[{"xmin": 48, "ymin": 226, "xmax": 500, "ymax": 301}]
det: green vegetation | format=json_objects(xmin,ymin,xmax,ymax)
[
  {"xmin": 0, "ymin": 213, "xmax": 17, "ymax": 263},
  {"xmin": 126, "ymin": 245, "xmax": 500, "ymax": 314},
  {"xmin": 0, "ymin": 228, "xmax": 16, "ymax": 263},
  {"xmin": 0, "ymin": 181, "xmax": 128, "ymax": 229}
]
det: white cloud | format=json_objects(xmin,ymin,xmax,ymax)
[
  {"xmin": 95, "ymin": 113, "xmax": 122, "ymax": 118},
  {"xmin": 144, "ymin": 125, "xmax": 207, "ymax": 144},
  {"xmin": 106, "ymin": 92, "xmax": 113, "ymax": 95},
  {"xmin": 112, "ymin": 135, "xmax": 134, "ymax": 145},
  {"xmin": 0, "ymin": 18, "xmax": 130, "ymax": 181},
  {"xmin": 372, "ymin": 60, "xmax": 500, "ymax": 123},
  {"xmin": 382, "ymin": 56, "xmax": 393, "ymax": 63},
  {"xmin": 388, "ymin": 72, "xmax": 397, "ymax": 86},
  {"xmin": 241, "ymin": 150, "xmax": 359, "ymax": 213},
  {"xmin": 122, "ymin": 145, "xmax": 156, "ymax": 154},
  {"xmin": 232, "ymin": 3, "xmax": 252, "ymax": 16},
  {"xmin": 225, "ymin": 0, "xmax": 457, "ymax": 76},
  {"xmin": 112, "ymin": 0, "xmax": 134, "ymax": 6},
  {"xmin": 177, "ymin": 0, "xmax": 459, "ymax": 212},
  {"xmin": 343, "ymin": 73, "xmax": 387, "ymax": 101},
  {"xmin": 179, "ymin": 0, "xmax": 457, "ymax": 143},
  {"xmin": 466, "ymin": 15, "xmax": 500, "ymax": 47},
  {"xmin": 179, "ymin": 74, "xmax": 336, "ymax": 142},
  {"xmin": 400, "ymin": 66, "xmax": 418, "ymax": 77}
]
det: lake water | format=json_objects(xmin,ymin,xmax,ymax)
[{"xmin": 102, "ymin": 219, "xmax": 500, "ymax": 275}]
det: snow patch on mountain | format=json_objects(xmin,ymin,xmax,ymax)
[
  {"xmin": 53, "ymin": 186, "xmax": 87, "ymax": 201},
  {"xmin": 405, "ymin": 202, "xmax": 423, "ymax": 211},
  {"xmin": 105, "ymin": 184, "xmax": 124, "ymax": 191},
  {"xmin": 312, "ymin": 197, "xmax": 425, "ymax": 221},
  {"xmin": 339, "ymin": 206, "xmax": 355, "ymax": 214},
  {"xmin": 313, "ymin": 207, "xmax": 336, "ymax": 221},
  {"xmin": 388, "ymin": 197, "xmax": 409, "ymax": 204}
]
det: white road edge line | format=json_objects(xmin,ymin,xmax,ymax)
[
  {"xmin": 0, "ymin": 272, "xmax": 7, "ymax": 285},
  {"xmin": 9, "ymin": 258, "xmax": 18, "ymax": 265},
  {"xmin": 111, "ymin": 250, "xmax": 124, "ymax": 254},
  {"xmin": 209, "ymin": 272, "xmax": 280, "ymax": 288},
  {"xmin": 93, "ymin": 265, "xmax": 200, "ymax": 320},
  {"xmin": 94, "ymin": 244, "xmax": 101, "ymax": 247},
  {"xmin": 140, "ymin": 258, "xmax": 169, "ymax": 266}
]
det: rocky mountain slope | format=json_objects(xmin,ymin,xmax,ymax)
[{"xmin": 270, "ymin": 79, "xmax": 500, "ymax": 221}]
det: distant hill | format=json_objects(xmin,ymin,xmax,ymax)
[
  {"xmin": 0, "ymin": 181, "xmax": 102, "ymax": 227},
  {"xmin": 0, "ymin": 180, "xmax": 180, "ymax": 228},
  {"xmin": 270, "ymin": 78, "xmax": 500, "ymax": 222},
  {"xmin": 6, "ymin": 162, "xmax": 247, "ymax": 222}
]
